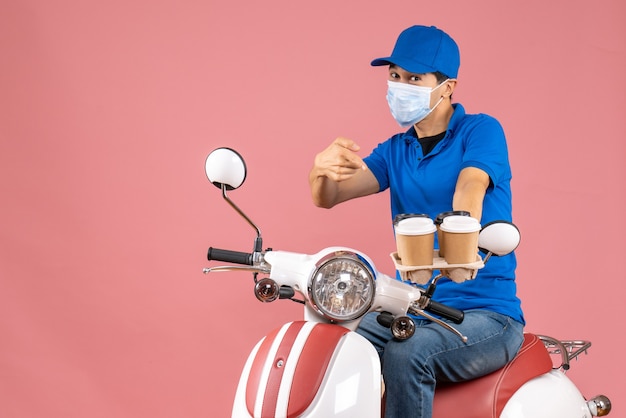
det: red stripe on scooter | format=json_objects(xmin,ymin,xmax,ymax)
[
  {"xmin": 245, "ymin": 325, "xmax": 282, "ymax": 416},
  {"xmin": 260, "ymin": 322, "xmax": 305, "ymax": 417},
  {"xmin": 245, "ymin": 322, "xmax": 306, "ymax": 417},
  {"xmin": 287, "ymin": 324, "xmax": 349, "ymax": 417}
]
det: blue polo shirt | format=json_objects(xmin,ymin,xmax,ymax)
[{"xmin": 364, "ymin": 103, "xmax": 524, "ymax": 324}]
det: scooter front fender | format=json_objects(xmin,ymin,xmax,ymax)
[{"xmin": 232, "ymin": 321, "xmax": 381, "ymax": 418}]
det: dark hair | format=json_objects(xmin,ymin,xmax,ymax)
[
  {"xmin": 433, "ymin": 71, "xmax": 450, "ymax": 83},
  {"xmin": 433, "ymin": 71, "xmax": 453, "ymax": 100}
]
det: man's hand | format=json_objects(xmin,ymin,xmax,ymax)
[
  {"xmin": 312, "ymin": 137, "xmax": 367, "ymax": 182},
  {"xmin": 309, "ymin": 137, "xmax": 378, "ymax": 208}
]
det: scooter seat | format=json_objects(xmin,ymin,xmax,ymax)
[{"xmin": 432, "ymin": 333, "xmax": 553, "ymax": 418}]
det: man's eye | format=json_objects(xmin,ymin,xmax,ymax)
[{"xmin": 410, "ymin": 75, "xmax": 420, "ymax": 82}]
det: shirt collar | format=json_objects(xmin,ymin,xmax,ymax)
[
  {"xmin": 447, "ymin": 103, "xmax": 465, "ymax": 136},
  {"xmin": 400, "ymin": 102, "xmax": 465, "ymax": 144}
]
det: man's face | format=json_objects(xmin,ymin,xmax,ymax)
[{"xmin": 387, "ymin": 65, "xmax": 446, "ymax": 110}]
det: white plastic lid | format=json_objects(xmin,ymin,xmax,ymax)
[
  {"xmin": 395, "ymin": 217, "xmax": 437, "ymax": 235},
  {"xmin": 440, "ymin": 215, "xmax": 481, "ymax": 233}
]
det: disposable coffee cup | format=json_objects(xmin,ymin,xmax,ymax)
[
  {"xmin": 439, "ymin": 215, "xmax": 481, "ymax": 264},
  {"xmin": 435, "ymin": 211, "xmax": 470, "ymax": 258},
  {"xmin": 394, "ymin": 216, "xmax": 437, "ymax": 266}
]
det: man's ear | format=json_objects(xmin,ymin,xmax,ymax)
[{"xmin": 444, "ymin": 79, "xmax": 457, "ymax": 98}]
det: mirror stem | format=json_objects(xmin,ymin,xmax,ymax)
[
  {"xmin": 483, "ymin": 252, "xmax": 493, "ymax": 264},
  {"xmin": 222, "ymin": 184, "xmax": 263, "ymax": 252}
]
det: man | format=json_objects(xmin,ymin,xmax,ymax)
[{"xmin": 308, "ymin": 25, "xmax": 524, "ymax": 417}]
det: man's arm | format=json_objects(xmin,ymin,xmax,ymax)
[
  {"xmin": 452, "ymin": 167, "xmax": 490, "ymax": 221},
  {"xmin": 309, "ymin": 137, "xmax": 379, "ymax": 208}
]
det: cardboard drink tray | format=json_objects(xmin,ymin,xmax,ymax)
[{"xmin": 390, "ymin": 250, "xmax": 484, "ymax": 284}]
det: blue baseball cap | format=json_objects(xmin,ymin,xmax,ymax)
[{"xmin": 371, "ymin": 25, "xmax": 460, "ymax": 79}]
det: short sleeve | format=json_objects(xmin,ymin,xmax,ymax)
[
  {"xmin": 459, "ymin": 115, "xmax": 511, "ymax": 188},
  {"xmin": 364, "ymin": 140, "xmax": 391, "ymax": 192}
]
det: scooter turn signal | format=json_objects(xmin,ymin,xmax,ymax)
[
  {"xmin": 391, "ymin": 316, "xmax": 416, "ymax": 340},
  {"xmin": 254, "ymin": 278, "xmax": 280, "ymax": 302}
]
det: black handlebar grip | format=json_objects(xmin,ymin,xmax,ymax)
[
  {"xmin": 207, "ymin": 247, "xmax": 254, "ymax": 265},
  {"xmin": 425, "ymin": 300, "xmax": 464, "ymax": 324}
]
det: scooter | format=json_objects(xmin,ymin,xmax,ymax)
[{"xmin": 202, "ymin": 147, "xmax": 612, "ymax": 418}]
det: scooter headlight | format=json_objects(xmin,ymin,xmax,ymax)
[{"xmin": 308, "ymin": 251, "xmax": 376, "ymax": 322}]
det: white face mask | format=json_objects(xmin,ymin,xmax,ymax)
[{"xmin": 386, "ymin": 80, "xmax": 448, "ymax": 127}]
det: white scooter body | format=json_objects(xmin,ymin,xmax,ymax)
[{"xmin": 501, "ymin": 370, "xmax": 596, "ymax": 418}]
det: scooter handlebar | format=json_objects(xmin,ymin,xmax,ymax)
[
  {"xmin": 207, "ymin": 247, "xmax": 254, "ymax": 265},
  {"xmin": 206, "ymin": 246, "xmax": 464, "ymax": 324},
  {"xmin": 424, "ymin": 300, "xmax": 464, "ymax": 324}
]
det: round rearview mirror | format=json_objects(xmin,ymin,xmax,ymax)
[
  {"xmin": 205, "ymin": 148, "xmax": 247, "ymax": 190},
  {"xmin": 478, "ymin": 221, "xmax": 520, "ymax": 256}
]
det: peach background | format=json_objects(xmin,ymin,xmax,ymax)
[{"xmin": 1, "ymin": 0, "xmax": 624, "ymax": 417}]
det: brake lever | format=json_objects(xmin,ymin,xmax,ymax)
[
  {"xmin": 203, "ymin": 265, "xmax": 270, "ymax": 274},
  {"xmin": 408, "ymin": 304, "xmax": 468, "ymax": 343}
]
